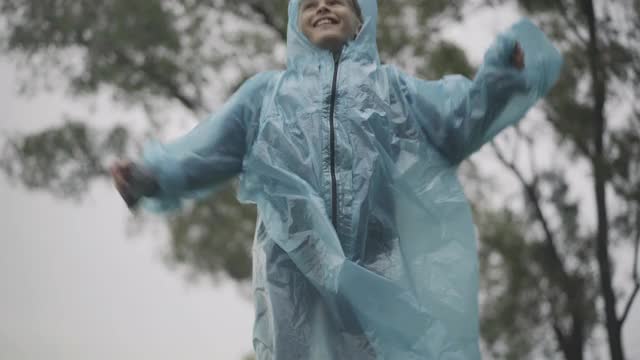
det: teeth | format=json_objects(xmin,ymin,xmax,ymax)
[{"xmin": 316, "ymin": 19, "xmax": 333, "ymax": 26}]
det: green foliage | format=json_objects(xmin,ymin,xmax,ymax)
[
  {"xmin": 0, "ymin": 120, "xmax": 129, "ymax": 198},
  {"xmin": 2, "ymin": 1, "xmax": 639, "ymax": 359},
  {"xmin": 476, "ymin": 169, "xmax": 600, "ymax": 358},
  {"xmin": 167, "ymin": 183, "xmax": 256, "ymax": 282},
  {"xmin": 420, "ymin": 40, "xmax": 474, "ymax": 79},
  {"xmin": 478, "ymin": 176, "xmax": 605, "ymax": 356},
  {"xmin": 477, "ymin": 209, "xmax": 541, "ymax": 359},
  {"xmin": 477, "ymin": 1, "xmax": 640, "ymax": 359},
  {"xmin": 0, "ymin": 0, "xmax": 285, "ymax": 108}
]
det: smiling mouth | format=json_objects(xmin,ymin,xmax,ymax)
[{"xmin": 313, "ymin": 17, "xmax": 338, "ymax": 27}]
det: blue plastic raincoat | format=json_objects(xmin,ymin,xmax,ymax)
[{"xmin": 136, "ymin": 0, "xmax": 562, "ymax": 358}]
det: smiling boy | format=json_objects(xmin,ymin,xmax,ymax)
[
  {"xmin": 299, "ymin": 0, "xmax": 363, "ymax": 55},
  {"xmin": 111, "ymin": 0, "xmax": 561, "ymax": 358}
]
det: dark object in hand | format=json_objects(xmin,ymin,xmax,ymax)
[
  {"xmin": 110, "ymin": 161, "xmax": 159, "ymax": 210},
  {"xmin": 512, "ymin": 42, "xmax": 525, "ymax": 70}
]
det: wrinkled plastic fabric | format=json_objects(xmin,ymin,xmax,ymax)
[{"xmin": 137, "ymin": 1, "xmax": 562, "ymax": 358}]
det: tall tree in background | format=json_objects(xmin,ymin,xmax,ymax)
[
  {"xmin": 476, "ymin": 0, "xmax": 640, "ymax": 359},
  {"xmin": 0, "ymin": 0, "xmax": 638, "ymax": 359}
]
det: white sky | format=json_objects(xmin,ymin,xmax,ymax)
[
  {"xmin": 0, "ymin": 3, "xmax": 638, "ymax": 360},
  {"xmin": 0, "ymin": 60, "xmax": 254, "ymax": 359}
]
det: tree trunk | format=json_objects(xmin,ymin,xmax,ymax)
[{"xmin": 580, "ymin": 0, "xmax": 625, "ymax": 358}]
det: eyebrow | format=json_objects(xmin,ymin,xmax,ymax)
[{"xmin": 300, "ymin": 0, "xmax": 349, "ymax": 7}]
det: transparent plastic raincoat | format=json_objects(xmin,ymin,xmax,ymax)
[{"xmin": 135, "ymin": 0, "xmax": 562, "ymax": 358}]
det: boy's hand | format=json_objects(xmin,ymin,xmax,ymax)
[
  {"xmin": 109, "ymin": 160, "xmax": 141, "ymax": 209},
  {"xmin": 512, "ymin": 42, "xmax": 525, "ymax": 70}
]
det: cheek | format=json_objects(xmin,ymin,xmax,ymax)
[
  {"xmin": 337, "ymin": 13, "xmax": 357, "ymax": 37},
  {"xmin": 299, "ymin": 18, "xmax": 313, "ymax": 38},
  {"xmin": 346, "ymin": 14, "xmax": 359, "ymax": 33}
]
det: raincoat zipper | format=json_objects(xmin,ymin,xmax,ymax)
[{"xmin": 329, "ymin": 55, "xmax": 340, "ymax": 230}]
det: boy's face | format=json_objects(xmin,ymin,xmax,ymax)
[{"xmin": 299, "ymin": 0, "xmax": 361, "ymax": 53}]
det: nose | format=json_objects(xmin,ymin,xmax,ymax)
[{"xmin": 316, "ymin": 0, "xmax": 330, "ymax": 14}]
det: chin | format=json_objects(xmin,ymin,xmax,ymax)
[{"xmin": 314, "ymin": 35, "xmax": 348, "ymax": 51}]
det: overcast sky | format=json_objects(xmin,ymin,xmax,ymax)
[
  {"xmin": 0, "ymin": 63, "xmax": 255, "ymax": 359},
  {"xmin": 1, "ymin": 3, "xmax": 638, "ymax": 360}
]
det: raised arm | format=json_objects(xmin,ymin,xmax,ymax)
[
  {"xmin": 397, "ymin": 18, "xmax": 562, "ymax": 164},
  {"xmin": 122, "ymin": 71, "xmax": 275, "ymax": 212}
]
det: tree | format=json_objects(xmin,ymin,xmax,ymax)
[
  {"xmin": 476, "ymin": 0, "xmax": 640, "ymax": 359},
  {"xmin": 1, "ymin": 1, "xmax": 637, "ymax": 359},
  {"xmin": 0, "ymin": 0, "xmax": 287, "ymax": 282}
]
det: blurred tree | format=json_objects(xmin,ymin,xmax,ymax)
[
  {"xmin": 1, "ymin": 0, "xmax": 638, "ymax": 359},
  {"xmin": 474, "ymin": 0, "xmax": 640, "ymax": 359},
  {"xmin": 0, "ymin": 0, "xmax": 286, "ymax": 285}
]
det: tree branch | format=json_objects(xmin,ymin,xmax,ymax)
[
  {"xmin": 579, "ymin": 0, "xmax": 624, "ymax": 357},
  {"xmin": 552, "ymin": 322, "xmax": 571, "ymax": 359},
  {"xmin": 542, "ymin": 103, "xmax": 593, "ymax": 158},
  {"xmin": 114, "ymin": 49, "xmax": 201, "ymax": 111},
  {"xmin": 620, "ymin": 284, "xmax": 640, "ymax": 326},
  {"xmin": 619, "ymin": 208, "xmax": 640, "ymax": 327},
  {"xmin": 554, "ymin": 0, "xmax": 589, "ymax": 46},
  {"xmin": 74, "ymin": 32, "xmax": 202, "ymax": 112},
  {"xmin": 635, "ymin": 210, "xmax": 640, "ymax": 285},
  {"xmin": 248, "ymin": 3, "xmax": 287, "ymax": 41},
  {"xmin": 491, "ymin": 142, "xmax": 573, "ymax": 290}
]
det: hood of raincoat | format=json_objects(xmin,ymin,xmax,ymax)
[
  {"xmin": 137, "ymin": 1, "xmax": 562, "ymax": 358},
  {"xmin": 285, "ymin": 0, "xmax": 379, "ymax": 67}
]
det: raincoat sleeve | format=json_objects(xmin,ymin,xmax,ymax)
[
  {"xmin": 134, "ymin": 71, "xmax": 274, "ymax": 212},
  {"xmin": 402, "ymin": 18, "xmax": 562, "ymax": 163}
]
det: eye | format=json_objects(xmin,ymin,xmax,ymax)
[{"xmin": 302, "ymin": 1, "xmax": 316, "ymax": 11}]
